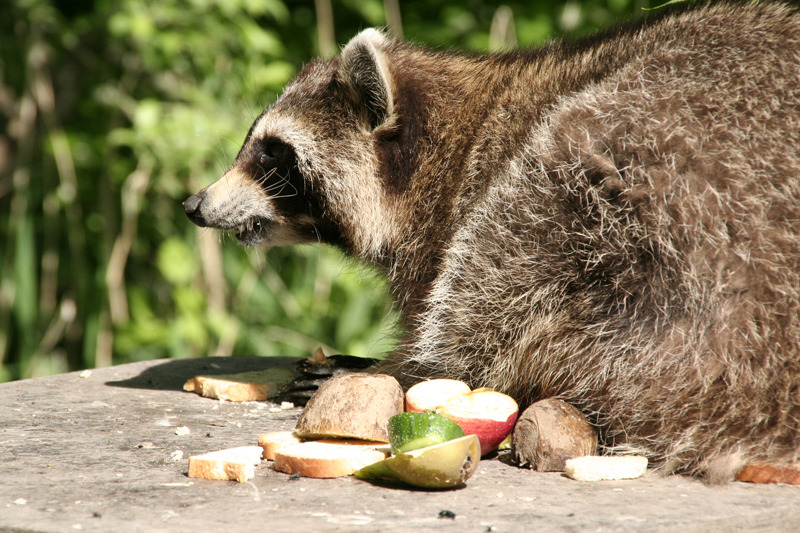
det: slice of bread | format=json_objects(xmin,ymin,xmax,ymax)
[
  {"xmin": 273, "ymin": 440, "xmax": 388, "ymax": 478},
  {"xmin": 564, "ymin": 455, "xmax": 648, "ymax": 481},
  {"xmin": 258, "ymin": 431, "xmax": 305, "ymax": 461},
  {"xmin": 188, "ymin": 446, "xmax": 264, "ymax": 482},
  {"xmin": 183, "ymin": 368, "xmax": 294, "ymax": 401}
]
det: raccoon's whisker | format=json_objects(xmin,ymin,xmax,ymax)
[
  {"xmin": 266, "ymin": 185, "xmax": 299, "ymax": 200},
  {"xmin": 256, "ymin": 168, "xmax": 298, "ymax": 199},
  {"xmin": 263, "ymin": 179, "xmax": 292, "ymax": 194},
  {"xmin": 255, "ymin": 167, "xmax": 278, "ymax": 186},
  {"xmin": 264, "ymin": 172, "xmax": 299, "ymax": 199}
]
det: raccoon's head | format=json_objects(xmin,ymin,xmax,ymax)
[{"xmin": 183, "ymin": 29, "xmax": 414, "ymax": 260}]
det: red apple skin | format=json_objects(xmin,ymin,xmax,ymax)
[
  {"xmin": 405, "ymin": 380, "xmax": 519, "ymax": 456},
  {"xmin": 441, "ymin": 410, "xmax": 517, "ymax": 456}
]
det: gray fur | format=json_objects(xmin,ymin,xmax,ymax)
[{"xmin": 185, "ymin": 2, "xmax": 800, "ymax": 480}]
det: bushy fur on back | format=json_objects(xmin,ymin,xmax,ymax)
[{"xmin": 185, "ymin": 2, "xmax": 800, "ymax": 480}]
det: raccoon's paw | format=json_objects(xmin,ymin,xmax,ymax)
[{"xmin": 276, "ymin": 348, "xmax": 380, "ymax": 406}]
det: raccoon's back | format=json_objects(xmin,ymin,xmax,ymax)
[{"xmin": 395, "ymin": 2, "xmax": 800, "ymax": 477}]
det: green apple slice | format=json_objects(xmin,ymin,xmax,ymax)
[
  {"xmin": 388, "ymin": 412, "xmax": 465, "ymax": 454},
  {"xmin": 354, "ymin": 434, "xmax": 480, "ymax": 489}
]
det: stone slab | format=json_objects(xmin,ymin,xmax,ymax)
[{"xmin": 2, "ymin": 357, "xmax": 799, "ymax": 532}]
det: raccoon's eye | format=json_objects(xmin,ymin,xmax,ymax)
[{"xmin": 258, "ymin": 142, "xmax": 288, "ymax": 166}]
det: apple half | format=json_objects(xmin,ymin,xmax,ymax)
[{"xmin": 405, "ymin": 379, "xmax": 519, "ymax": 456}]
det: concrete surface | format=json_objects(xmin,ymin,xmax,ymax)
[{"xmin": 2, "ymin": 357, "xmax": 799, "ymax": 532}]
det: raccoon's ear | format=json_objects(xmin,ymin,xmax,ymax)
[{"xmin": 339, "ymin": 28, "xmax": 395, "ymax": 131}]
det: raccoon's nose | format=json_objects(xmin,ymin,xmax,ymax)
[{"xmin": 183, "ymin": 192, "xmax": 208, "ymax": 227}]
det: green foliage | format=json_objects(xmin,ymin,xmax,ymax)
[{"xmin": 0, "ymin": 0, "xmax": 645, "ymax": 381}]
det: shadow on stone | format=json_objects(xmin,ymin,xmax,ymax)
[{"xmin": 104, "ymin": 356, "xmax": 302, "ymax": 391}]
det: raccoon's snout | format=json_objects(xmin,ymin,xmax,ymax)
[
  {"xmin": 183, "ymin": 187, "xmax": 269, "ymax": 245},
  {"xmin": 183, "ymin": 191, "xmax": 208, "ymax": 227}
]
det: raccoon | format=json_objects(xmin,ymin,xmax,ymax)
[{"xmin": 184, "ymin": 2, "xmax": 800, "ymax": 480}]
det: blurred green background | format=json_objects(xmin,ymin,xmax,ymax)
[{"xmin": 0, "ymin": 0, "xmax": 650, "ymax": 382}]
